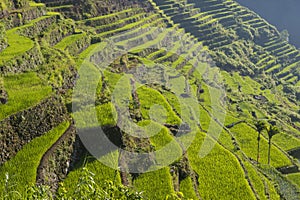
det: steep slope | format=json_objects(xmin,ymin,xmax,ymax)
[
  {"xmin": 152, "ymin": 0, "xmax": 300, "ymax": 88},
  {"xmin": 0, "ymin": 0, "xmax": 300, "ymax": 199}
]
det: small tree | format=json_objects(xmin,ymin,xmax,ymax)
[
  {"xmin": 280, "ymin": 29, "xmax": 289, "ymax": 42},
  {"xmin": 254, "ymin": 120, "xmax": 266, "ymax": 163},
  {"xmin": 267, "ymin": 125, "xmax": 280, "ymax": 165}
]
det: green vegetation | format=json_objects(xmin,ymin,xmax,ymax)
[
  {"xmin": 260, "ymin": 166, "xmax": 300, "ymax": 199},
  {"xmin": 83, "ymin": 8, "xmax": 142, "ymax": 25},
  {"xmin": 264, "ymin": 176, "xmax": 280, "ymax": 200},
  {"xmin": 54, "ymin": 33, "xmax": 85, "ymax": 51},
  {"xmin": 242, "ymin": 159, "xmax": 267, "ymax": 200},
  {"xmin": 179, "ymin": 177, "xmax": 198, "ymax": 200},
  {"xmin": 0, "ymin": 13, "xmax": 59, "ymax": 65},
  {"xmin": 137, "ymin": 86, "xmax": 181, "ymax": 125},
  {"xmin": 272, "ymin": 132, "xmax": 300, "ymax": 151},
  {"xmin": 0, "ymin": 72, "xmax": 52, "ymax": 121},
  {"xmin": 74, "ymin": 103, "xmax": 118, "ymax": 128},
  {"xmin": 0, "ymin": 22, "xmax": 6, "ymax": 49},
  {"xmin": 133, "ymin": 167, "xmax": 175, "ymax": 199},
  {"xmin": 0, "ymin": 28, "xmax": 34, "ymax": 65},
  {"xmin": 60, "ymin": 151, "xmax": 122, "ymax": 197},
  {"xmin": 59, "ymin": 167, "xmax": 142, "ymax": 200},
  {"xmin": 0, "ymin": 0, "xmax": 8, "ymax": 10},
  {"xmin": 0, "ymin": 121, "xmax": 69, "ymax": 197},
  {"xmin": 28, "ymin": 1, "xmax": 44, "ymax": 7},
  {"xmin": 266, "ymin": 125, "xmax": 281, "ymax": 165},
  {"xmin": 230, "ymin": 123, "xmax": 291, "ymax": 167},
  {"xmin": 188, "ymin": 131, "xmax": 255, "ymax": 199},
  {"xmin": 287, "ymin": 173, "xmax": 300, "ymax": 188},
  {"xmin": 254, "ymin": 120, "xmax": 266, "ymax": 162},
  {"xmin": 2, "ymin": 166, "xmax": 142, "ymax": 200},
  {"xmin": 96, "ymin": 103, "xmax": 118, "ymax": 126},
  {"xmin": 1, "ymin": 0, "xmax": 300, "ymax": 199}
]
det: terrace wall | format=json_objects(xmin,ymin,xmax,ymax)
[
  {"xmin": 0, "ymin": 6, "xmax": 46, "ymax": 29},
  {"xmin": 0, "ymin": 96, "xmax": 68, "ymax": 165},
  {"xmin": 0, "ymin": 44, "xmax": 44, "ymax": 74}
]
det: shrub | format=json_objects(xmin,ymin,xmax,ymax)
[{"xmin": 58, "ymin": 167, "xmax": 143, "ymax": 200}]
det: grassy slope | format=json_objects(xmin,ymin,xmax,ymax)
[
  {"xmin": 133, "ymin": 167, "xmax": 175, "ymax": 200},
  {"xmin": 188, "ymin": 131, "xmax": 256, "ymax": 199},
  {"xmin": 0, "ymin": 13, "xmax": 58, "ymax": 65},
  {"xmin": 243, "ymin": 159, "xmax": 268, "ymax": 200},
  {"xmin": 60, "ymin": 151, "xmax": 122, "ymax": 196},
  {"xmin": 179, "ymin": 177, "xmax": 198, "ymax": 199},
  {"xmin": 137, "ymin": 86, "xmax": 181, "ymax": 125},
  {"xmin": 0, "ymin": 28, "xmax": 34, "ymax": 65},
  {"xmin": 54, "ymin": 33, "xmax": 85, "ymax": 51},
  {"xmin": 287, "ymin": 173, "xmax": 300, "ymax": 188},
  {"xmin": 0, "ymin": 72, "xmax": 52, "ymax": 121},
  {"xmin": 71, "ymin": 6, "xmax": 298, "ymax": 197},
  {"xmin": 73, "ymin": 103, "xmax": 118, "ymax": 128},
  {"xmin": 230, "ymin": 123, "xmax": 291, "ymax": 168},
  {"xmin": 1, "ymin": 0, "xmax": 300, "ymax": 198},
  {"xmin": 0, "ymin": 121, "xmax": 69, "ymax": 196},
  {"xmin": 63, "ymin": 4, "xmax": 299, "ymax": 198},
  {"xmin": 222, "ymin": 70, "xmax": 300, "ymax": 154}
]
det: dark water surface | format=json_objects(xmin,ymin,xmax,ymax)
[{"xmin": 235, "ymin": 0, "xmax": 300, "ymax": 48}]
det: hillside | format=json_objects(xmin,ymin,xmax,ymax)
[
  {"xmin": 0, "ymin": 0, "xmax": 300, "ymax": 199},
  {"xmin": 235, "ymin": 0, "xmax": 300, "ymax": 48}
]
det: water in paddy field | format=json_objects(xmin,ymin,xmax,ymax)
[{"xmin": 236, "ymin": 0, "xmax": 300, "ymax": 48}]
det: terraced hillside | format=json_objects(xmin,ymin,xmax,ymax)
[
  {"xmin": 152, "ymin": 0, "xmax": 300, "ymax": 86},
  {"xmin": 0, "ymin": 0, "xmax": 300, "ymax": 199}
]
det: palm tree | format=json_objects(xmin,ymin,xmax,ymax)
[
  {"xmin": 254, "ymin": 120, "xmax": 266, "ymax": 163},
  {"xmin": 267, "ymin": 125, "xmax": 280, "ymax": 165}
]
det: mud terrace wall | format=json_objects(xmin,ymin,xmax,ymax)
[
  {"xmin": 0, "ymin": 96, "xmax": 68, "ymax": 165},
  {"xmin": 0, "ymin": 6, "xmax": 46, "ymax": 29},
  {"xmin": 0, "ymin": 44, "xmax": 44, "ymax": 74}
]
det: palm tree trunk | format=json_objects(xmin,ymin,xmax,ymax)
[
  {"xmin": 257, "ymin": 132, "xmax": 261, "ymax": 163},
  {"xmin": 268, "ymin": 138, "xmax": 271, "ymax": 165}
]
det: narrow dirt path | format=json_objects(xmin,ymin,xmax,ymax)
[{"xmin": 36, "ymin": 122, "xmax": 73, "ymax": 184}]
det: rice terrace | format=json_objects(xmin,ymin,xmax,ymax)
[{"xmin": 0, "ymin": 0, "xmax": 300, "ymax": 199}]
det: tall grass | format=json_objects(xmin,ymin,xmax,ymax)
[
  {"xmin": 188, "ymin": 131, "xmax": 256, "ymax": 199},
  {"xmin": 263, "ymin": 176, "xmax": 280, "ymax": 200},
  {"xmin": 60, "ymin": 151, "xmax": 121, "ymax": 196},
  {"xmin": 179, "ymin": 177, "xmax": 198, "ymax": 199},
  {"xmin": 133, "ymin": 167, "xmax": 175, "ymax": 200},
  {"xmin": 243, "ymin": 159, "xmax": 268, "ymax": 200},
  {"xmin": 287, "ymin": 173, "xmax": 300, "ymax": 188}
]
